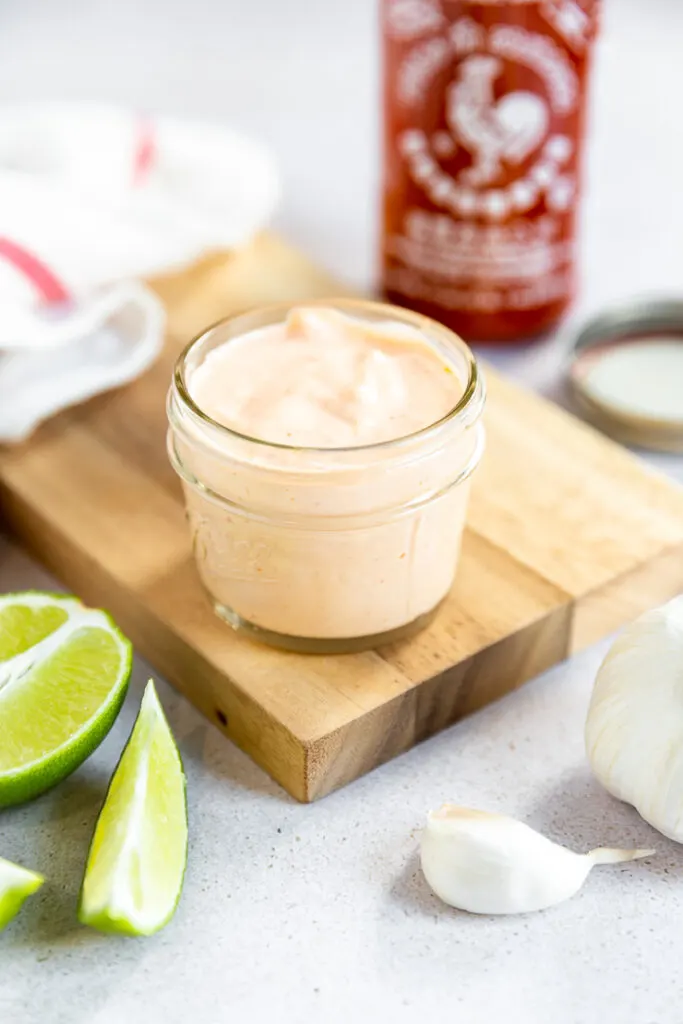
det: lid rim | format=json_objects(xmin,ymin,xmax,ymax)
[
  {"xmin": 566, "ymin": 296, "xmax": 683, "ymax": 451},
  {"xmin": 571, "ymin": 296, "xmax": 683, "ymax": 353}
]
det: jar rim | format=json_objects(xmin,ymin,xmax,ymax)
[{"xmin": 172, "ymin": 297, "xmax": 484, "ymax": 455}]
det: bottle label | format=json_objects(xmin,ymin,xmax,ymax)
[{"xmin": 383, "ymin": 0, "xmax": 598, "ymax": 318}]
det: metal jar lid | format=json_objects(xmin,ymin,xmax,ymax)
[{"xmin": 566, "ymin": 297, "xmax": 683, "ymax": 452}]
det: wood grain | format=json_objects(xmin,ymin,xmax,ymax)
[{"xmin": 2, "ymin": 232, "xmax": 683, "ymax": 801}]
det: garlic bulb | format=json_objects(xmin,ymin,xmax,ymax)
[
  {"xmin": 420, "ymin": 805, "xmax": 653, "ymax": 914},
  {"xmin": 586, "ymin": 595, "xmax": 683, "ymax": 841}
]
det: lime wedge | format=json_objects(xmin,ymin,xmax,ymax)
[
  {"xmin": 0, "ymin": 856, "xmax": 44, "ymax": 930},
  {"xmin": 78, "ymin": 680, "xmax": 188, "ymax": 936},
  {"xmin": 0, "ymin": 592, "xmax": 132, "ymax": 807}
]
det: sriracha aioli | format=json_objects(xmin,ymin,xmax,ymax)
[{"xmin": 167, "ymin": 301, "xmax": 486, "ymax": 650}]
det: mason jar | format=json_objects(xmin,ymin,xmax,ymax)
[{"xmin": 167, "ymin": 299, "xmax": 485, "ymax": 653}]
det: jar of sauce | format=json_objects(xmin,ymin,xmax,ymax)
[
  {"xmin": 167, "ymin": 301, "xmax": 485, "ymax": 653},
  {"xmin": 381, "ymin": 0, "xmax": 600, "ymax": 342}
]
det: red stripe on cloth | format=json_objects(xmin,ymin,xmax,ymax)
[
  {"xmin": 132, "ymin": 117, "xmax": 156, "ymax": 185},
  {"xmin": 0, "ymin": 237, "xmax": 71, "ymax": 304}
]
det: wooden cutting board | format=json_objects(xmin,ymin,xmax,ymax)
[{"xmin": 2, "ymin": 233, "xmax": 683, "ymax": 801}]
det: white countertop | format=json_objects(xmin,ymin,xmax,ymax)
[{"xmin": 2, "ymin": 1, "xmax": 683, "ymax": 1022}]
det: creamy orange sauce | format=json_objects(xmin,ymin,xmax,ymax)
[
  {"xmin": 173, "ymin": 304, "xmax": 483, "ymax": 644},
  {"xmin": 188, "ymin": 307, "xmax": 462, "ymax": 447}
]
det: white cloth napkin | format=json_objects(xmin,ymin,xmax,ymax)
[{"xmin": 0, "ymin": 102, "xmax": 280, "ymax": 442}]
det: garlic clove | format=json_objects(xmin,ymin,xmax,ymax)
[
  {"xmin": 588, "ymin": 847, "xmax": 655, "ymax": 864},
  {"xmin": 586, "ymin": 595, "xmax": 683, "ymax": 842},
  {"xmin": 420, "ymin": 805, "xmax": 654, "ymax": 915}
]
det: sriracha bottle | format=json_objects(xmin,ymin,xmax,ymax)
[{"xmin": 381, "ymin": 0, "xmax": 600, "ymax": 342}]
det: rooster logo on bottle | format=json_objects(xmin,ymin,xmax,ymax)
[
  {"xmin": 447, "ymin": 54, "xmax": 549, "ymax": 188},
  {"xmin": 397, "ymin": 12, "xmax": 579, "ymax": 220}
]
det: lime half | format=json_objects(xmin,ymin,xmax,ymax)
[
  {"xmin": 0, "ymin": 856, "xmax": 44, "ymax": 931},
  {"xmin": 79, "ymin": 680, "xmax": 187, "ymax": 936},
  {"xmin": 0, "ymin": 592, "xmax": 132, "ymax": 807}
]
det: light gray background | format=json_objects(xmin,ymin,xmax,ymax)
[{"xmin": 2, "ymin": 2, "xmax": 683, "ymax": 1022}]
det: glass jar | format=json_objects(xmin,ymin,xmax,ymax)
[{"xmin": 167, "ymin": 299, "xmax": 485, "ymax": 653}]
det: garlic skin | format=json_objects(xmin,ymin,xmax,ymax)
[
  {"xmin": 420, "ymin": 805, "xmax": 653, "ymax": 915},
  {"xmin": 586, "ymin": 595, "xmax": 683, "ymax": 842}
]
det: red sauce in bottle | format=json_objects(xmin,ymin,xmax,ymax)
[{"xmin": 381, "ymin": 0, "xmax": 600, "ymax": 342}]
